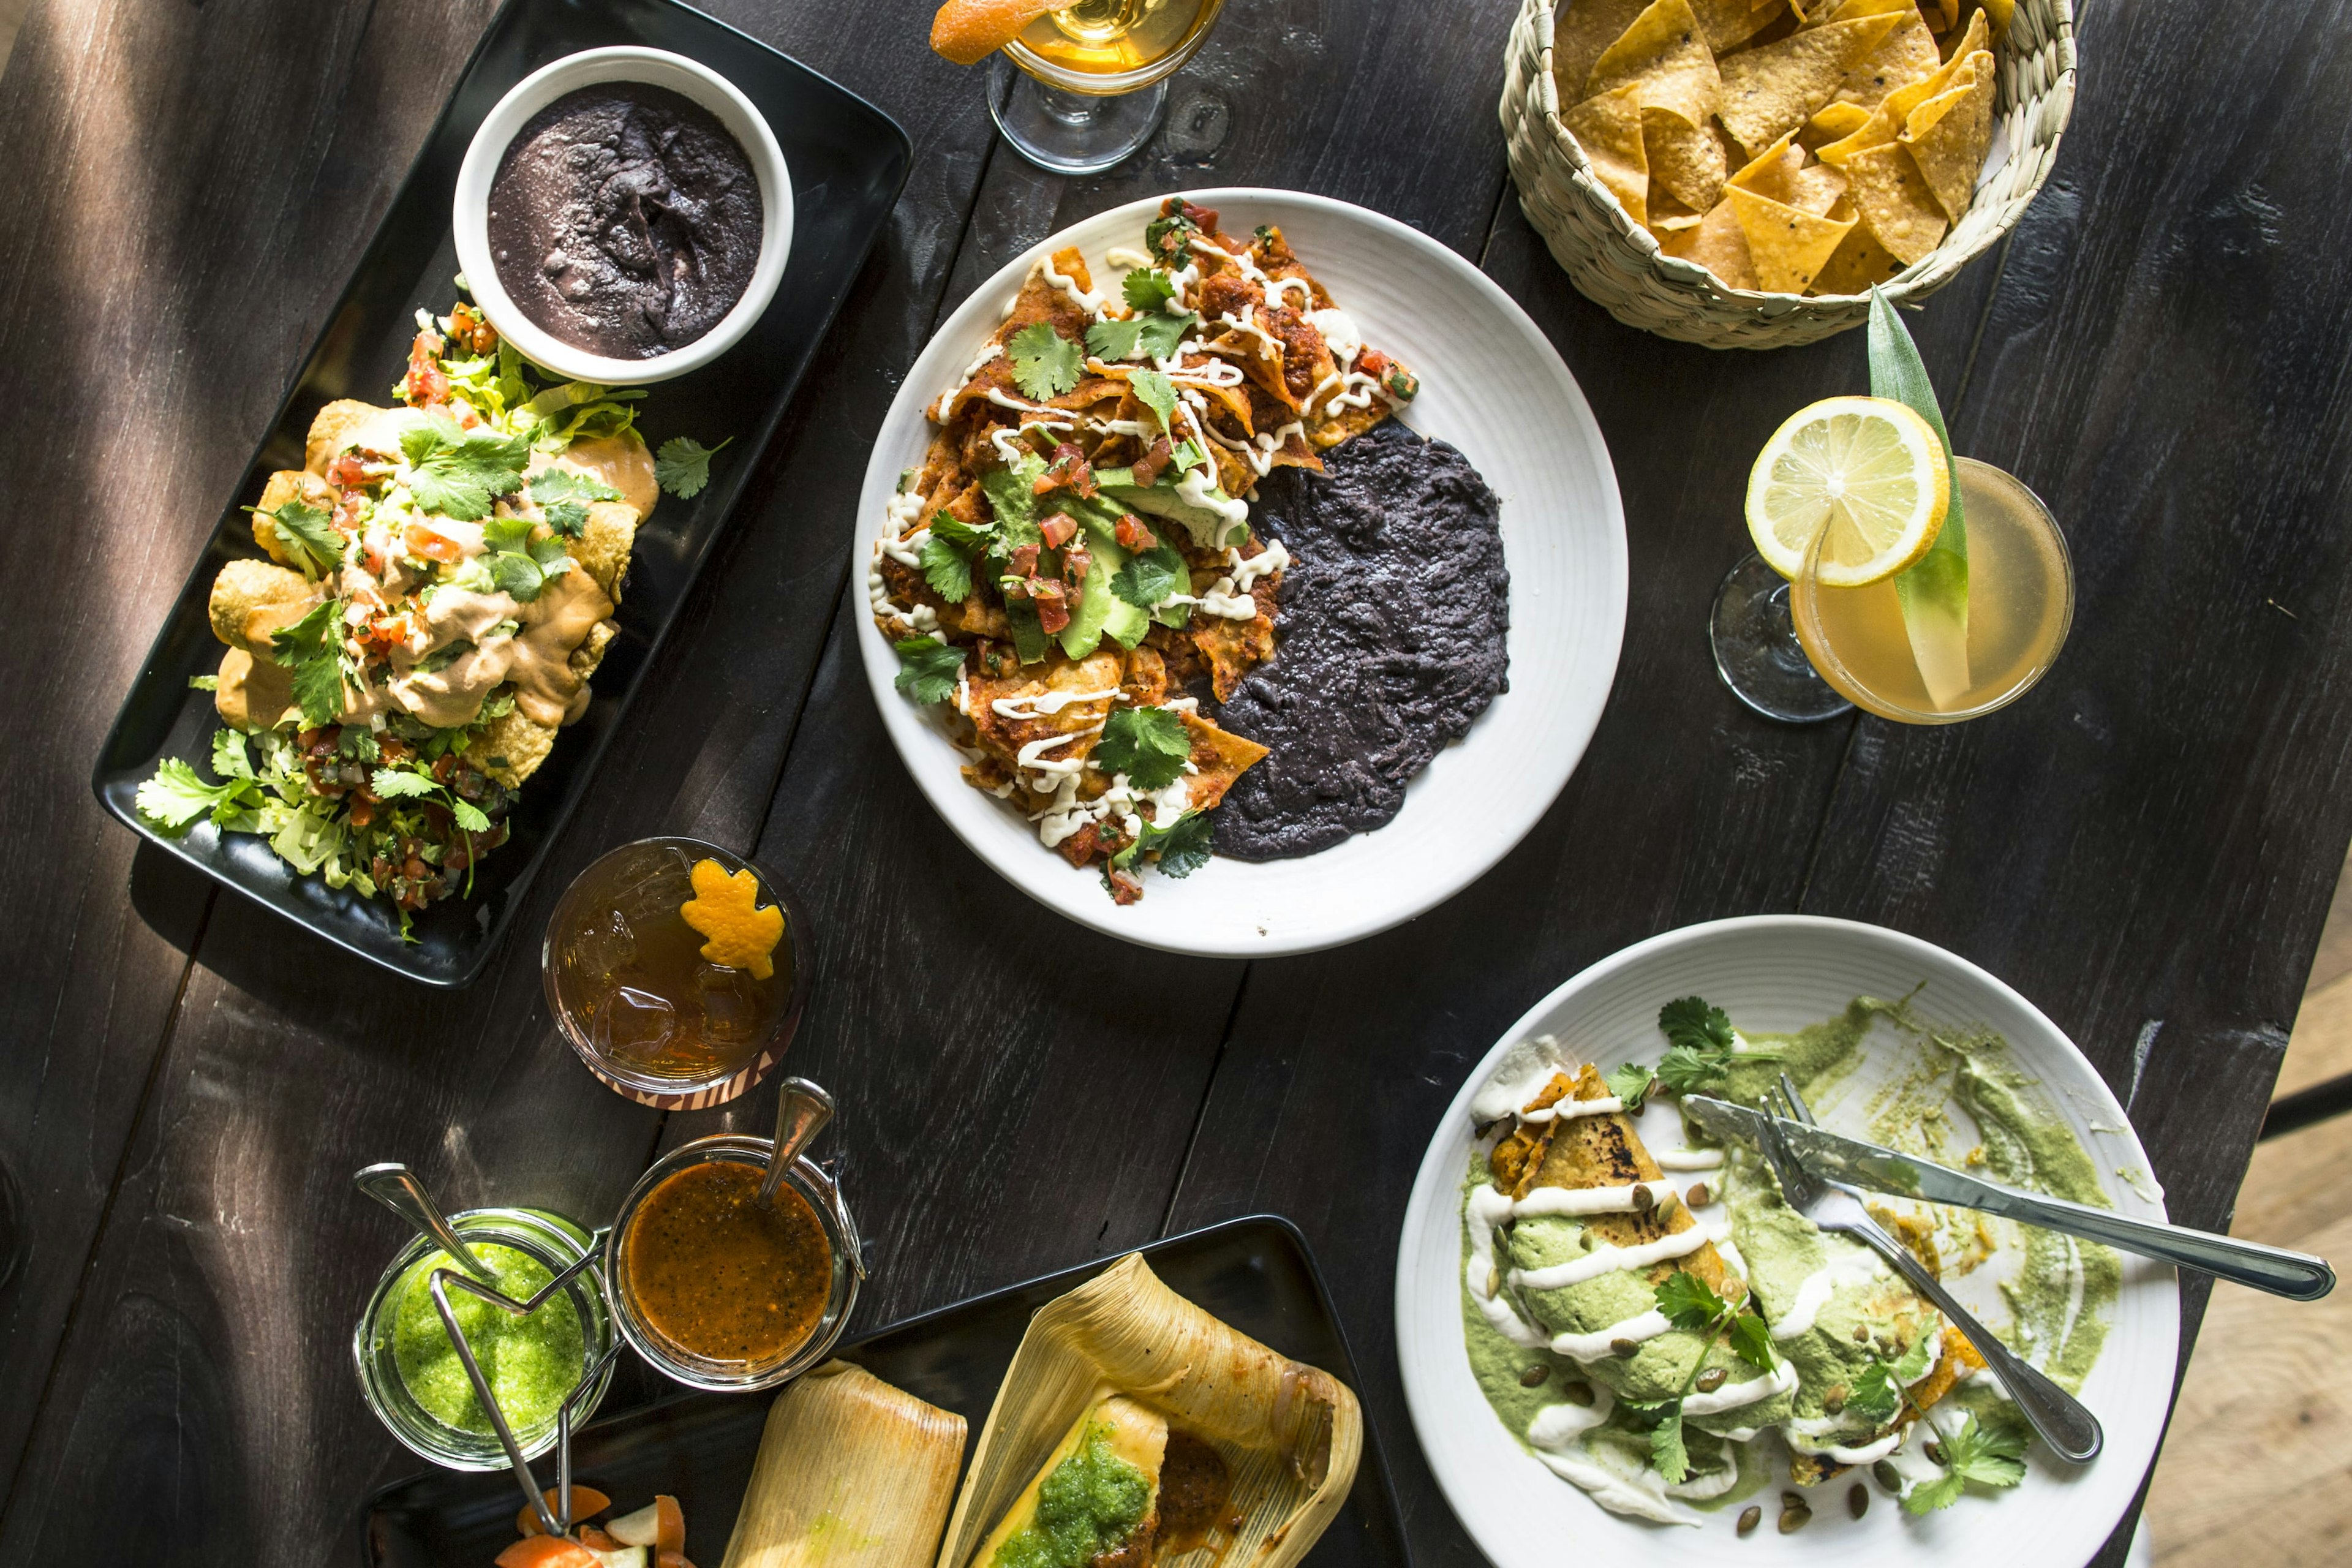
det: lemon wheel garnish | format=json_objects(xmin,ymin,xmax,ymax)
[{"xmin": 1746, "ymin": 396, "xmax": 1951, "ymax": 588}]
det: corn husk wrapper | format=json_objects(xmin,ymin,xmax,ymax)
[
  {"xmin": 935, "ymin": 1254, "xmax": 1362, "ymax": 1568},
  {"xmin": 722, "ymin": 1361, "xmax": 967, "ymax": 1568}
]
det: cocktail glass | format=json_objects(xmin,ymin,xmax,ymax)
[{"xmin": 987, "ymin": 0, "xmax": 1227, "ymax": 174}]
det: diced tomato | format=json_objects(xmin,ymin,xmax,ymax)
[
  {"xmin": 1178, "ymin": 198, "xmax": 1219, "ymax": 232},
  {"xmin": 1008, "ymin": 543, "xmax": 1039, "ymax": 577},
  {"xmin": 1106, "ymin": 867, "xmax": 1144, "ymax": 905},
  {"xmin": 1061, "ymin": 546, "xmax": 1090, "ymax": 588},
  {"xmin": 1030, "ymin": 579, "xmax": 1069, "ymax": 634},
  {"xmin": 405, "ymin": 328, "xmax": 449, "ymax": 407},
  {"xmin": 326, "ymin": 452, "xmax": 374, "ymax": 489},
  {"xmin": 449, "ymin": 303, "xmax": 499, "ymax": 356},
  {"xmin": 1129, "ymin": 437, "xmax": 1172, "ymax": 489},
  {"xmin": 1114, "ymin": 514, "xmax": 1158, "ymax": 551},
  {"xmin": 1036, "ymin": 442, "xmax": 1098, "ymax": 499},
  {"xmin": 1038, "ymin": 511, "xmax": 1078, "ymax": 549},
  {"xmin": 404, "ymin": 522, "xmax": 464, "ymax": 564},
  {"xmin": 1356, "ymin": 349, "xmax": 1390, "ymax": 378}
]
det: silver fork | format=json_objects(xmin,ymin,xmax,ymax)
[{"xmin": 1760, "ymin": 1072, "xmax": 2103, "ymax": 1464}]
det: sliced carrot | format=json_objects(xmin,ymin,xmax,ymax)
[
  {"xmin": 494, "ymin": 1538, "xmax": 598, "ymax": 1568},
  {"xmin": 577, "ymin": 1526, "xmax": 620, "ymax": 1551},
  {"xmin": 514, "ymin": 1486, "xmax": 611, "ymax": 1537},
  {"xmin": 654, "ymin": 1496, "xmax": 685, "ymax": 1555}
]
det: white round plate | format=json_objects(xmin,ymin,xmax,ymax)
[
  {"xmin": 1395, "ymin": 916, "xmax": 2179, "ymax": 1566},
  {"xmin": 854, "ymin": 189, "xmax": 1626, "ymax": 955}
]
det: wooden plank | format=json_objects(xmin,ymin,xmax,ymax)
[
  {"xmin": 0, "ymin": 0, "xmax": 479, "ymax": 1514},
  {"xmin": 0, "ymin": 0, "xmax": 1008, "ymax": 1556}
]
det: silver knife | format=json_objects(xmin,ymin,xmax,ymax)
[{"xmin": 1685, "ymin": 1096, "xmax": 2334, "ymax": 1301}]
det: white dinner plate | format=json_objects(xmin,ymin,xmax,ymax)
[
  {"xmin": 1395, "ymin": 915, "xmax": 2179, "ymax": 1566},
  {"xmin": 853, "ymin": 188, "xmax": 1626, "ymax": 955}
]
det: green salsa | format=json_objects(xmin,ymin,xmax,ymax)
[
  {"xmin": 390, "ymin": 1242, "xmax": 584, "ymax": 1436},
  {"xmin": 991, "ymin": 1422, "xmax": 1152, "ymax": 1568}
]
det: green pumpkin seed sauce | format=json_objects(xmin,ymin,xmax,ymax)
[{"xmin": 1458, "ymin": 995, "xmax": 2120, "ymax": 1518}]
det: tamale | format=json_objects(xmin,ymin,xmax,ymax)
[
  {"xmin": 719, "ymin": 1360, "xmax": 967, "ymax": 1568},
  {"xmin": 968, "ymin": 1396, "xmax": 1168, "ymax": 1568},
  {"xmin": 937, "ymin": 1256, "xmax": 1355, "ymax": 1568}
]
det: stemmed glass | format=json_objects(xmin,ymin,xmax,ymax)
[{"xmin": 988, "ymin": 0, "xmax": 1227, "ymax": 174}]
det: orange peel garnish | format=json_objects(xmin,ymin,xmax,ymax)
[{"xmin": 679, "ymin": 858, "xmax": 784, "ymax": 980}]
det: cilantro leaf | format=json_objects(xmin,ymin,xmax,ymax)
[
  {"xmin": 1009, "ymin": 322, "xmax": 1082, "ymax": 401},
  {"xmin": 1727, "ymin": 1311, "xmax": 1779, "ymax": 1373},
  {"xmin": 489, "ymin": 552, "xmax": 547, "ymax": 601},
  {"xmin": 929, "ymin": 511, "xmax": 997, "ymax": 551},
  {"xmin": 269, "ymin": 600, "xmax": 348, "ymax": 727},
  {"xmin": 371, "ymin": 767, "xmax": 438, "ymax": 800},
  {"xmin": 1605, "ymin": 1061, "xmax": 1656, "ymax": 1114},
  {"xmin": 254, "ymin": 497, "xmax": 344, "ymax": 575},
  {"xmin": 1901, "ymin": 1415, "xmax": 2025, "ymax": 1514},
  {"xmin": 892, "ymin": 637, "xmax": 965, "ymax": 704},
  {"xmin": 1147, "ymin": 811, "xmax": 1214, "ymax": 877},
  {"xmin": 1123, "ymin": 268, "xmax": 1175, "ymax": 313},
  {"xmin": 530, "ymin": 467, "xmax": 621, "ymax": 536},
  {"xmin": 1111, "ymin": 545, "xmax": 1188, "ymax": 610},
  {"xmin": 1131, "ymin": 369, "xmax": 1179, "ymax": 432},
  {"xmin": 921, "ymin": 533, "xmax": 974, "ymax": 601},
  {"xmin": 1889, "ymin": 1331, "xmax": 1937, "ymax": 1387},
  {"xmin": 188, "ymin": 674, "xmax": 220, "ymax": 691},
  {"xmin": 1094, "ymin": 706, "xmax": 1191, "ymax": 791},
  {"xmin": 135, "ymin": 758, "xmax": 249, "ymax": 834},
  {"xmin": 1137, "ymin": 311, "xmax": 1196, "ymax": 360},
  {"xmin": 449, "ymin": 797, "xmax": 491, "ymax": 834},
  {"xmin": 1660, "ymin": 997, "xmax": 1736, "ymax": 1055},
  {"xmin": 655, "ymin": 435, "xmax": 732, "ymax": 499},
  {"xmin": 1005, "ymin": 599, "xmax": 1050, "ymax": 664},
  {"xmin": 1085, "ymin": 317, "xmax": 1145, "ymax": 363},
  {"xmin": 1656, "ymin": 1046, "xmax": 1728, "ymax": 1095},
  {"xmin": 1145, "ymin": 210, "xmax": 1198, "ymax": 266},
  {"xmin": 483, "ymin": 513, "xmax": 537, "ymax": 554},
  {"xmin": 400, "ymin": 417, "xmax": 530, "ymax": 521},
  {"xmin": 211, "ymin": 729, "xmax": 254, "ymax": 781},
  {"xmin": 1844, "ymin": 1360, "xmax": 1903, "ymax": 1426},
  {"xmin": 1902, "ymin": 1472, "xmax": 1965, "ymax": 1515},
  {"xmin": 1654, "ymin": 1272, "xmax": 1728, "ymax": 1335},
  {"xmin": 1648, "ymin": 1402, "xmax": 1689, "ymax": 1485}
]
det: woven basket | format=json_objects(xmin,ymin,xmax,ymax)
[{"xmin": 1500, "ymin": 0, "xmax": 2076, "ymax": 349}]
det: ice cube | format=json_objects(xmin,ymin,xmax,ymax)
[
  {"xmin": 568, "ymin": 908, "xmax": 635, "ymax": 981},
  {"xmin": 695, "ymin": 963, "xmax": 761, "ymax": 1046},
  {"xmin": 592, "ymin": 986, "xmax": 677, "ymax": 1063}
]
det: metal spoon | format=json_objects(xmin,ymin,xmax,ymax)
[
  {"xmin": 758, "ymin": 1077, "xmax": 834, "ymax": 1207},
  {"xmin": 353, "ymin": 1161, "xmax": 500, "ymax": 1285}
]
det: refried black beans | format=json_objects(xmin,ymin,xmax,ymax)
[
  {"xmin": 1213, "ymin": 420, "xmax": 1510, "ymax": 860},
  {"xmin": 488, "ymin": 83, "xmax": 762, "ymax": 360}
]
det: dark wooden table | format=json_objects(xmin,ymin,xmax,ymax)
[{"xmin": 2, "ymin": 0, "xmax": 2344, "ymax": 1561}]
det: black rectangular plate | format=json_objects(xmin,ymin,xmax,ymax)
[
  {"xmin": 359, "ymin": 1216, "xmax": 1412, "ymax": 1568},
  {"xmin": 92, "ymin": 0, "xmax": 910, "ymax": 987}
]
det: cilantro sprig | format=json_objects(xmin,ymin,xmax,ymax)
[
  {"xmin": 480, "ymin": 513, "xmax": 575, "ymax": 602},
  {"xmin": 1844, "ymin": 1331, "xmax": 1937, "ymax": 1427},
  {"xmin": 1086, "ymin": 304, "xmax": 1196, "ymax": 364},
  {"xmin": 1093, "ymin": 706, "xmax": 1190, "ymax": 791},
  {"xmin": 1009, "ymin": 322, "xmax": 1084, "ymax": 401},
  {"xmin": 892, "ymin": 637, "xmax": 965, "ymax": 704},
  {"xmin": 1129, "ymin": 369, "xmax": 1180, "ymax": 432},
  {"xmin": 269, "ymin": 600, "xmax": 352, "ymax": 728},
  {"xmin": 1653, "ymin": 995, "xmax": 1779, "ymax": 1094},
  {"xmin": 135, "ymin": 733, "xmax": 265, "ymax": 835},
  {"xmin": 1902, "ymin": 1414, "xmax": 2026, "ymax": 1513},
  {"xmin": 1109, "ymin": 809, "xmax": 1213, "ymax": 878},
  {"xmin": 399, "ymin": 416, "xmax": 530, "ymax": 521},
  {"xmin": 1605, "ymin": 1061, "xmax": 1657, "ymax": 1114},
  {"xmin": 528, "ymin": 468, "xmax": 622, "ymax": 537},
  {"xmin": 655, "ymin": 436, "xmax": 731, "ymax": 499},
  {"xmin": 918, "ymin": 513, "xmax": 997, "ymax": 602},
  {"xmin": 1632, "ymin": 1273, "xmax": 1780, "ymax": 1483},
  {"xmin": 251, "ymin": 497, "xmax": 344, "ymax": 576},
  {"xmin": 1110, "ymin": 545, "xmax": 1188, "ymax": 612}
]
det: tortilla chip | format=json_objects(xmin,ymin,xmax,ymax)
[
  {"xmin": 1716, "ymin": 15, "xmax": 1902, "ymax": 153},
  {"xmin": 573, "ymin": 500, "xmax": 639, "ymax": 604},
  {"xmin": 1979, "ymin": 0, "xmax": 2015, "ymax": 39},
  {"xmin": 1648, "ymin": 190, "xmax": 1708, "ymax": 230},
  {"xmin": 1844, "ymin": 143, "xmax": 1950, "ymax": 263},
  {"xmin": 1643, "ymin": 105, "xmax": 1730, "ymax": 213},
  {"xmin": 1587, "ymin": 0, "xmax": 1722, "ymax": 126},
  {"xmin": 1552, "ymin": 0, "xmax": 1652, "ymax": 108},
  {"xmin": 1727, "ymin": 186, "xmax": 1857, "ymax": 292},
  {"xmin": 1834, "ymin": 7, "xmax": 1942, "ymax": 109},
  {"xmin": 1812, "ymin": 220, "xmax": 1909, "ymax": 293},
  {"xmin": 1801, "ymin": 99, "xmax": 1874, "ymax": 146},
  {"xmin": 1177, "ymin": 713, "xmax": 1270, "ymax": 812},
  {"xmin": 1562, "ymin": 84, "xmax": 1651, "ymax": 225},
  {"xmin": 1725, "ymin": 133, "xmax": 1847, "ymax": 214},
  {"xmin": 1661, "ymin": 199, "xmax": 1758, "ymax": 289},
  {"xmin": 1900, "ymin": 62, "xmax": 1994, "ymax": 220},
  {"xmin": 304, "ymin": 399, "xmax": 386, "ymax": 477},
  {"xmin": 1690, "ymin": 0, "xmax": 1779, "ymax": 50},
  {"xmin": 209, "ymin": 559, "xmax": 319, "ymax": 655}
]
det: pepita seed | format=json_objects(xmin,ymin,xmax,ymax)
[
  {"xmin": 1925, "ymin": 1440, "xmax": 1947, "ymax": 1466},
  {"xmin": 1873, "ymin": 1460, "xmax": 1902, "ymax": 1493},
  {"xmin": 1823, "ymin": 1383, "xmax": 1849, "ymax": 1414},
  {"xmin": 1849, "ymin": 1483, "xmax": 1869, "ymax": 1519},
  {"xmin": 1687, "ymin": 1182, "xmax": 1712, "ymax": 1206},
  {"xmin": 1612, "ymin": 1338, "xmax": 1639, "ymax": 1357},
  {"xmin": 1564, "ymin": 1381, "xmax": 1596, "ymax": 1406},
  {"xmin": 1632, "ymin": 1185, "xmax": 1657, "ymax": 1212},
  {"xmin": 1697, "ymin": 1367, "xmax": 1728, "ymax": 1392},
  {"xmin": 1737, "ymin": 1506, "xmax": 1762, "ymax": 1537},
  {"xmin": 1519, "ymin": 1363, "xmax": 1550, "ymax": 1387},
  {"xmin": 1779, "ymin": 1504, "xmax": 1812, "ymax": 1534}
]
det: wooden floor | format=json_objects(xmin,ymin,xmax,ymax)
[{"xmin": 2145, "ymin": 859, "xmax": 2352, "ymax": 1566}]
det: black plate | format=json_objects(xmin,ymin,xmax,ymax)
[
  {"xmin": 360, "ymin": 1216, "xmax": 1412, "ymax": 1568},
  {"xmin": 91, "ymin": 0, "xmax": 910, "ymax": 987}
]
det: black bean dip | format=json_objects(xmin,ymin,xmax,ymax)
[
  {"xmin": 1213, "ymin": 420, "xmax": 1510, "ymax": 859},
  {"xmin": 488, "ymin": 82, "xmax": 762, "ymax": 360}
]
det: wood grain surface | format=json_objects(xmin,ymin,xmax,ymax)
[{"xmin": 0, "ymin": 0, "xmax": 2345, "ymax": 1564}]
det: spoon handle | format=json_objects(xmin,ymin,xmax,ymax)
[
  {"xmin": 354, "ymin": 1162, "xmax": 499, "ymax": 1284},
  {"xmin": 760, "ymin": 1078, "xmax": 835, "ymax": 1206}
]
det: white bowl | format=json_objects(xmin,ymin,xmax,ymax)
[
  {"xmin": 1395, "ymin": 916, "xmax": 2180, "ymax": 1567},
  {"xmin": 853, "ymin": 189, "xmax": 1628, "ymax": 956},
  {"xmin": 453, "ymin": 47, "xmax": 792, "ymax": 385}
]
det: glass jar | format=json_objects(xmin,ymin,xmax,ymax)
[
  {"xmin": 543, "ymin": 837, "xmax": 813, "ymax": 1109},
  {"xmin": 352, "ymin": 1206, "xmax": 614, "ymax": 1469},
  {"xmin": 605, "ymin": 1136, "xmax": 862, "ymax": 1392}
]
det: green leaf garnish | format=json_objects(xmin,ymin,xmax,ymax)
[
  {"xmin": 1901, "ymin": 1415, "xmax": 2026, "ymax": 1513},
  {"xmin": 1655, "ymin": 1272, "xmax": 1728, "ymax": 1335},
  {"xmin": 530, "ymin": 467, "xmax": 622, "ymax": 536},
  {"xmin": 1123, "ymin": 268, "xmax": 1175, "ymax": 313},
  {"xmin": 188, "ymin": 674, "xmax": 220, "ymax": 691},
  {"xmin": 1009, "ymin": 322, "xmax": 1083, "ymax": 401},
  {"xmin": 655, "ymin": 435, "xmax": 732, "ymax": 499},
  {"xmin": 134, "ymin": 756, "xmax": 255, "ymax": 834},
  {"xmin": 1654, "ymin": 995, "xmax": 1765, "ymax": 1093},
  {"xmin": 268, "ymin": 600, "xmax": 348, "ymax": 727},
  {"xmin": 892, "ymin": 637, "xmax": 965, "ymax": 704},
  {"xmin": 399, "ymin": 416, "xmax": 530, "ymax": 521},
  {"xmin": 1095, "ymin": 706, "xmax": 1191, "ymax": 791},
  {"xmin": 252, "ymin": 498, "xmax": 344, "ymax": 576},
  {"xmin": 1109, "ymin": 808, "xmax": 1214, "ymax": 877},
  {"xmin": 1871, "ymin": 287, "xmax": 1970, "ymax": 700},
  {"xmin": 981, "ymin": 454, "xmax": 1046, "ymax": 546},
  {"xmin": 1110, "ymin": 545, "xmax": 1188, "ymax": 610},
  {"xmin": 1727, "ymin": 1311, "xmax": 1779, "ymax": 1373},
  {"xmin": 1646, "ymin": 1403, "xmax": 1689, "ymax": 1485},
  {"xmin": 449, "ymin": 797, "xmax": 491, "ymax": 833},
  {"xmin": 370, "ymin": 767, "xmax": 437, "ymax": 800},
  {"xmin": 1131, "ymin": 369, "xmax": 1180, "ymax": 433},
  {"xmin": 1605, "ymin": 1061, "xmax": 1656, "ymax": 1114},
  {"xmin": 921, "ymin": 533, "xmax": 974, "ymax": 601}
]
